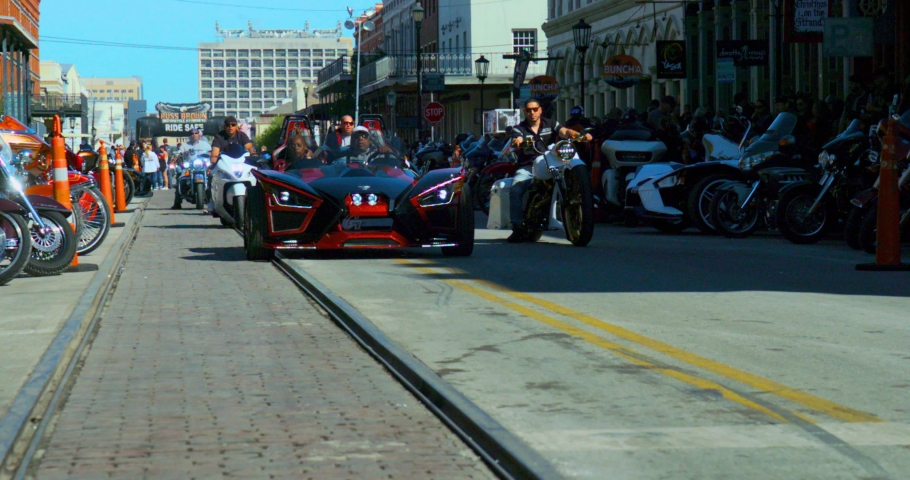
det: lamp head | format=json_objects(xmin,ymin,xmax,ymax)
[
  {"xmin": 474, "ymin": 55, "xmax": 490, "ymax": 81},
  {"xmin": 411, "ymin": 3, "xmax": 425, "ymax": 23},
  {"xmin": 572, "ymin": 18, "xmax": 592, "ymax": 53}
]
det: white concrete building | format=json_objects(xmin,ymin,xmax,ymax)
[{"xmin": 198, "ymin": 22, "xmax": 353, "ymax": 120}]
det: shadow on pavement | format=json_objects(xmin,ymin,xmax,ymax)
[
  {"xmin": 182, "ymin": 247, "xmax": 245, "ymax": 262},
  {"xmin": 147, "ymin": 224, "xmax": 224, "ymax": 230}
]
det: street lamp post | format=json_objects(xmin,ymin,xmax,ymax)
[
  {"xmin": 68, "ymin": 116, "xmax": 76, "ymax": 149},
  {"xmin": 386, "ymin": 89, "xmax": 397, "ymax": 135},
  {"xmin": 475, "ymin": 55, "xmax": 489, "ymax": 129},
  {"xmin": 412, "ymin": 2, "xmax": 424, "ymax": 141},
  {"xmin": 572, "ymin": 18, "xmax": 592, "ymax": 111}
]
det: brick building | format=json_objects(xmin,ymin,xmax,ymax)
[{"xmin": 0, "ymin": 0, "xmax": 40, "ymax": 121}]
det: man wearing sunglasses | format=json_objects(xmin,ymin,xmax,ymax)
[
  {"xmin": 507, "ymin": 98, "xmax": 591, "ymax": 243},
  {"xmin": 322, "ymin": 115, "xmax": 355, "ymax": 155},
  {"xmin": 210, "ymin": 116, "xmax": 256, "ymax": 167}
]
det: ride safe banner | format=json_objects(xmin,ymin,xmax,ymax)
[
  {"xmin": 602, "ymin": 54, "xmax": 645, "ymax": 89},
  {"xmin": 656, "ymin": 41, "xmax": 686, "ymax": 79},
  {"xmin": 155, "ymin": 102, "xmax": 213, "ymax": 134},
  {"xmin": 783, "ymin": 0, "xmax": 831, "ymax": 43}
]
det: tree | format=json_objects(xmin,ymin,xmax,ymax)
[{"xmin": 255, "ymin": 115, "xmax": 285, "ymax": 151}]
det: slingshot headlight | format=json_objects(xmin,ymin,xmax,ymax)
[
  {"xmin": 352, "ymin": 193, "xmax": 363, "ymax": 206},
  {"xmin": 367, "ymin": 193, "xmax": 378, "ymax": 206},
  {"xmin": 415, "ymin": 176, "xmax": 462, "ymax": 207},
  {"xmin": 278, "ymin": 191, "xmax": 290, "ymax": 203}
]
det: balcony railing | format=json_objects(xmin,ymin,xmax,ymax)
[
  {"xmin": 30, "ymin": 93, "xmax": 86, "ymax": 114},
  {"xmin": 365, "ymin": 53, "xmax": 549, "ymax": 84},
  {"xmin": 316, "ymin": 56, "xmax": 350, "ymax": 87}
]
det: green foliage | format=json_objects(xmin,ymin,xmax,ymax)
[{"xmin": 256, "ymin": 115, "xmax": 285, "ymax": 151}]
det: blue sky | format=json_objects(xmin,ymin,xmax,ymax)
[{"xmin": 39, "ymin": 0, "xmax": 373, "ymax": 105}]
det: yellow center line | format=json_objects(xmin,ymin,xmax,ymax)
[
  {"xmin": 405, "ymin": 263, "xmax": 804, "ymax": 424},
  {"xmin": 400, "ymin": 259, "xmax": 881, "ymax": 424}
]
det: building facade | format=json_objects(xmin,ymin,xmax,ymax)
[
  {"xmin": 543, "ymin": 0, "xmax": 910, "ymax": 120},
  {"xmin": 82, "ymin": 77, "xmax": 144, "ymax": 109},
  {"xmin": 1, "ymin": 0, "xmax": 40, "ymax": 121},
  {"xmin": 198, "ymin": 22, "xmax": 353, "ymax": 120}
]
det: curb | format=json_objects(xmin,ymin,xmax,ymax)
[
  {"xmin": 273, "ymin": 253, "xmax": 562, "ymax": 480},
  {"xmin": 0, "ymin": 200, "xmax": 148, "ymax": 474}
]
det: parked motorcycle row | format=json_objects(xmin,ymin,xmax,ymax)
[{"xmin": 0, "ymin": 115, "xmax": 143, "ymax": 286}]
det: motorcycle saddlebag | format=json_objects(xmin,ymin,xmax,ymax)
[{"xmin": 487, "ymin": 177, "xmax": 514, "ymax": 230}]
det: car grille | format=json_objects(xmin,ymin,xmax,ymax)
[{"xmin": 615, "ymin": 151, "xmax": 652, "ymax": 163}]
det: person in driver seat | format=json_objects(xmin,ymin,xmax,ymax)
[{"xmin": 335, "ymin": 126, "xmax": 390, "ymax": 165}]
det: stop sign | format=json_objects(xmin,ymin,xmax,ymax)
[{"xmin": 423, "ymin": 102, "xmax": 445, "ymax": 124}]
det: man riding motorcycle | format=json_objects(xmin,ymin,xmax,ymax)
[
  {"xmin": 171, "ymin": 128, "xmax": 213, "ymax": 210},
  {"xmin": 507, "ymin": 98, "xmax": 591, "ymax": 243}
]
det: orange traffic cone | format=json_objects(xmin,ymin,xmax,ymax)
[{"xmin": 49, "ymin": 115, "xmax": 78, "ymax": 268}]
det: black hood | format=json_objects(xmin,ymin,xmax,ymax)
[{"xmin": 307, "ymin": 165, "xmax": 415, "ymax": 204}]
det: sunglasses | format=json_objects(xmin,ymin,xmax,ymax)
[
  {"xmin": 226, "ymin": 123, "xmax": 237, "ymax": 127},
  {"xmin": 353, "ymin": 133, "xmax": 370, "ymax": 139},
  {"xmin": 524, "ymin": 107, "xmax": 541, "ymax": 113},
  {"xmin": 342, "ymin": 121, "xmax": 354, "ymax": 125}
]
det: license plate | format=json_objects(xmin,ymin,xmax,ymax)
[
  {"xmin": 4, "ymin": 238, "xmax": 19, "ymax": 249},
  {"xmin": 341, "ymin": 216, "xmax": 393, "ymax": 231}
]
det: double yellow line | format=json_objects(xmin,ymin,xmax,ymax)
[{"xmin": 397, "ymin": 259, "xmax": 881, "ymax": 425}]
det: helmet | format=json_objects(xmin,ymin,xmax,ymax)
[{"xmin": 570, "ymin": 105, "xmax": 585, "ymax": 116}]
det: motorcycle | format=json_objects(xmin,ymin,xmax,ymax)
[
  {"xmin": 0, "ymin": 154, "xmax": 31, "ymax": 285},
  {"xmin": 210, "ymin": 147, "xmax": 262, "ymax": 229},
  {"xmin": 625, "ymin": 113, "xmax": 795, "ymax": 234},
  {"xmin": 0, "ymin": 134, "xmax": 77, "ymax": 276},
  {"xmin": 462, "ymin": 133, "xmax": 510, "ymax": 211},
  {"xmin": 600, "ymin": 116, "xmax": 667, "ymax": 219},
  {"xmin": 776, "ymin": 119, "xmax": 880, "ymax": 245},
  {"xmin": 412, "ymin": 141, "xmax": 454, "ymax": 175},
  {"xmin": 177, "ymin": 152, "xmax": 211, "ymax": 209},
  {"xmin": 487, "ymin": 137, "xmax": 595, "ymax": 246}
]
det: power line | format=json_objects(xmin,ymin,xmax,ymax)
[{"xmin": 173, "ymin": 0, "xmax": 372, "ymax": 11}]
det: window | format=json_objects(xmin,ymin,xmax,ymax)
[
  {"xmin": 239, "ymin": 80, "xmax": 249, "ymax": 88},
  {"xmin": 214, "ymin": 101, "xmax": 224, "ymax": 108},
  {"xmin": 238, "ymin": 49, "xmax": 248, "ymax": 57},
  {"xmin": 276, "ymin": 59, "xmax": 286, "ymax": 68},
  {"xmin": 251, "ymin": 70, "xmax": 261, "ymax": 78},
  {"xmin": 264, "ymin": 90, "xmax": 275, "ymax": 98},
  {"xmin": 227, "ymin": 101, "xmax": 237, "ymax": 108},
  {"xmin": 240, "ymin": 92, "xmax": 249, "ymax": 100},
  {"xmin": 201, "ymin": 49, "xmax": 212, "ymax": 57},
  {"xmin": 252, "ymin": 90, "xmax": 262, "ymax": 98},
  {"xmin": 226, "ymin": 50, "xmax": 236, "ymax": 57},
  {"xmin": 201, "ymin": 60, "xmax": 212, "ymax": 68},
  {"xmin": 264, "ymin": 80, "xmax": 274, "ymax": 88},
  {"xmin": 299, "ymin": 49, "xmax": 310, "ymax": 57},
  {"xmin": 240, "ymin": 101, "xmax": 250, "ymax": 108},
  {"xmin": 226, "ymin": 60, "xmax": 236, "ymax": 67},
  {"xmin": 239, "ymin": 70, "xmax": 249, "ymax": 78},
  {"xmin": 288, "ymin": 59, "xmax": 298, "ymax": 67},
  {"xmin": 337, "ymin": 49, "xmax": 347, "ymax": 56},
  {"xmin": 300, "ymin": 69, "xmax": 311, "ymax": 77},
  {"xmin": 263, "ymin": 49, "xmax": 273, "ymax": 56},
  {"xmin": 214, "ymin": 91, "xmax": 225, "ymax": 99},
  {"xmin": 263, "ymin": 59, "xmax": 273, "ymax": 67},
  {"xmin": 287, "ymin": 49, "xmax": 298, "ymax": 56},
  {"xmin": 264, "ymin": 69, "xmax": 274, "ymax": 78},
  {"xmin": 300, "ymin": 59, "xmax": 311, "ymax": 67},
  {"xmin": 455, "ymin": 35, "xmax": 459, "ymax": 52},
  {"xmin": 239, "ymin": 59, "xmax": 249, "ymax": 67},
  {"xmin": 241, "ymin": 111, "xmax": 251, "ymax": 118},
  {"xmin": 251, "ymin": 80, "xmax": 261, "ymax": 88},
  {"xmin": 212, "ymin": 50, "xmax": 224, "ymax": 57},
  {"xmin": 513, "ymin": 30, "xmax": 536, "ymax": 55},
  {"xmin": 250, "ymin": 50, "xmax": 261, "ymax": 58},
  {"xmin": 201, "ymin": 90, "xmax": 212, "ymax": 99},
  {"xmin": 276, "ymin": 80, "xmax": 287, "ymax": 88},
  {"xmin": 226, "ymin": 80, "xmax": 237, "ymax": 88},
  {"xmin": 214, "ymin": 60, "xmax": 224, "ymax": 67},
  {"xmin": 276, "ymin": 70, "xmax": 286, "ymax": 77},
  {"xmin": 275, "ymin": 49, "xmax": 286, "ymax": 57},
  {"xmin": 214, "ymin": 80, "xmax": 224, "ymax": 88},
  {"xmin": 312, "ymin": 49, "xmax": 323, "ymax": 55},
  {"xmin": 312, "ymin": 59, "xmax": 323, "ymax": 68},
  {"xmin": 227, "ymin": 70, "xmax": 237, "ymax": 78},
  {"xmin": 201, "ymin": 81, "xmax": 212, "ymax": 88},
  {"xmin": 251, "ymin": 59, "xmax": 261, "ymax": 67},
  {"xmin": 253, "ymin": 101, "xmax": 263, "ymax": 109},
  {"xmin": 214, "ymin": 69, "xmax": 224, "ymax": 77},
  {"xmin": 276, "ymin": 90, "xmax": 287, "ymax": 98},
  {"xmin": 227, "ymin": 91, "xmax": 237, "ymax": 99}
]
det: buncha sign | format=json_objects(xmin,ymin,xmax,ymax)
[
  {"xmin": 716, "ymin": 41, "xmax": 769, "ymax": 67},
  {"xmin": 155, "ymin": 102, "xmax": 212, "ymax": 134},
  {"xmin": 602, "ymin": 55, "xmax": 644, "ymax": 89},
  {"xmin": 528, "ymin": 75, "xmax": 560, "ymax": 100},
  {"xmin": 656, "ymin": 41, "xmax": 686, "ymax": 79}
]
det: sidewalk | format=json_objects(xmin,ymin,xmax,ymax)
[
  {"xmin": 26, "ymin": 193, "xmax": 492, "ymax": 478},
  {"xmin": 0, "ymin": 195, "xmax": 146, "ymax": 422}
]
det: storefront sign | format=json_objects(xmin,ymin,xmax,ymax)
[
  {"xmin": 784, "ymin": 0, "xmax": 831, "ymax": 43},
  {"xmin": 601, "ymin": 55, "xmax": 645, "ymax": 89},
  {"xmin": 656, "ymin": 41, "xmax": 686, "ymax": 79},
  {"xmin": 823, "ymin": 18, "xmax": 873, "ymax": 57},
  {"xmin": 155, "ymin": 102, "xmax": 212, "ymax": 134},
  {"xmin": 422, "ymin": 73, "xmax": 445, "ymax": 92},
  {"xmin": 528, "ymin": 75, "xmax": 560, "ymax": 99},
  {"xmin": 716, "ymin": 41, "xmax": 769, "ymax": 67},
  {"xmin": 717, "ymin": 58, "xmax": 736, "ymax": 84}
]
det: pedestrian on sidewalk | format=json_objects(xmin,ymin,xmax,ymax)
[
  {"xmin": 157, "ymin": 146, "xmax": 169, "ymax": 190},
  {"xmin": 142, "ymin": 144, "xmax": 161, "ymax": 191}
]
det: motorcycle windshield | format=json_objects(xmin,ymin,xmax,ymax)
[
  {"xmin": 821, "ymin": 119, "xmax": 864, "ymax": 150},
  {"xmin": 756, "ymin": 113, "xmax": 797, "ymax": 142},
  {"xmin": 900, "ymin": 109, "xmax": 910, "ymax": 129}
]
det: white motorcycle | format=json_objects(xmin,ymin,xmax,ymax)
[
  {"xmin": 600, "ymin": 123, "xmax": 667, "ymax": 218},
  {"xmin": 487, "ymin": 138, "xmax": 594, "ymax": 246},
  {"xmin": 210, "ymin": 152, "xmax": 259, "ymax": 229}
]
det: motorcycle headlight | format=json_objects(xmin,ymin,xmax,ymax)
[
  {"xmin": 183, "ymin": 162, "xmax": 190, "ymax": 169},
  {"xmin": 818, "ymin": 151, "xmax": 835, "ymax": 167},
  {"xmin": 739, "ymin": 151, "xmax": 773, "ymax": 171},
  {"xmin": 415, "ymin": 176, "xmax": 462, "ymax": 207},
  {"xmin": 557, "ymin": 142, "xmax": 576, "ymax": 162},
  {"xmin": 230, "ymin": 166, "xmax": 246, "ymax": 178},
  {"xmin": 193, "ymin": 159, "xmax": 204, "ymax": 168}
]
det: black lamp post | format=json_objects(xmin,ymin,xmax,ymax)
[
  {"xmin": 68, "ymin": 116, "xmax": 76, "ymax": 148},
  {"xmin": 572, "ymin": 18, "xmax": 592, "ymax": 109},
  {"xmin": 412, "ymin": 2, "xmax": 424, "ymax": 140},
  {"xmin": 475, "ymin": 55, "xmax": 489, "ymax": 125}
]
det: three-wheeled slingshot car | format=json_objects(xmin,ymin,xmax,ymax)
[{"xmin": 242, "ymin": 142, "xmax": 474, "ymax": 260}]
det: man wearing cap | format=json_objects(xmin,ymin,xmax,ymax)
[
  {"xmin": 210, "ymin": 116, "xmax": 255, "ymax": 166},
  {"xmin": 567, "ymin": 105, "xmax": 593, "ymax": 130},
  {"xmin": 332, "ymin": 126, "xmax": 390, "ymax": 165}
]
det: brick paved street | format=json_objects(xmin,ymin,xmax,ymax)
[{"xmin": 30, "ymin": 192, "xmax": 492, "ymax": 479}]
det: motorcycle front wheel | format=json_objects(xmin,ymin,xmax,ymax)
[
  {"xmin": 562, "ymin": 164, "xmax": 595, "ymax": 247},
  {"xmin": 25, "ymin": 211, "xmax": 77, "ymax": 276},
  {"xmin": 0, "ymin": 211, "xmax": 32, "ymax": 285},
  {"xmin": 74, "ymin": 187, "xmax": 111, "ymax": 255},
  {"xmin": 709, "ymin": 188, "xmax": 760, "ymax": 238},
  {"xmin": 195, "ymin": 183, "xmax": 205, "ymax": 210},
  {"xmin": 777, "ymin": 186, "xmax": 832, "ymax": 245},
  {"xmin": 234, "ymin": 195, "xmax": 246, "ymax": 233}
]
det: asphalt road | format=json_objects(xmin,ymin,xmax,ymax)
[{"xmin": 286, "ymin": 215, "xmax": 910, "ymax": 479}]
